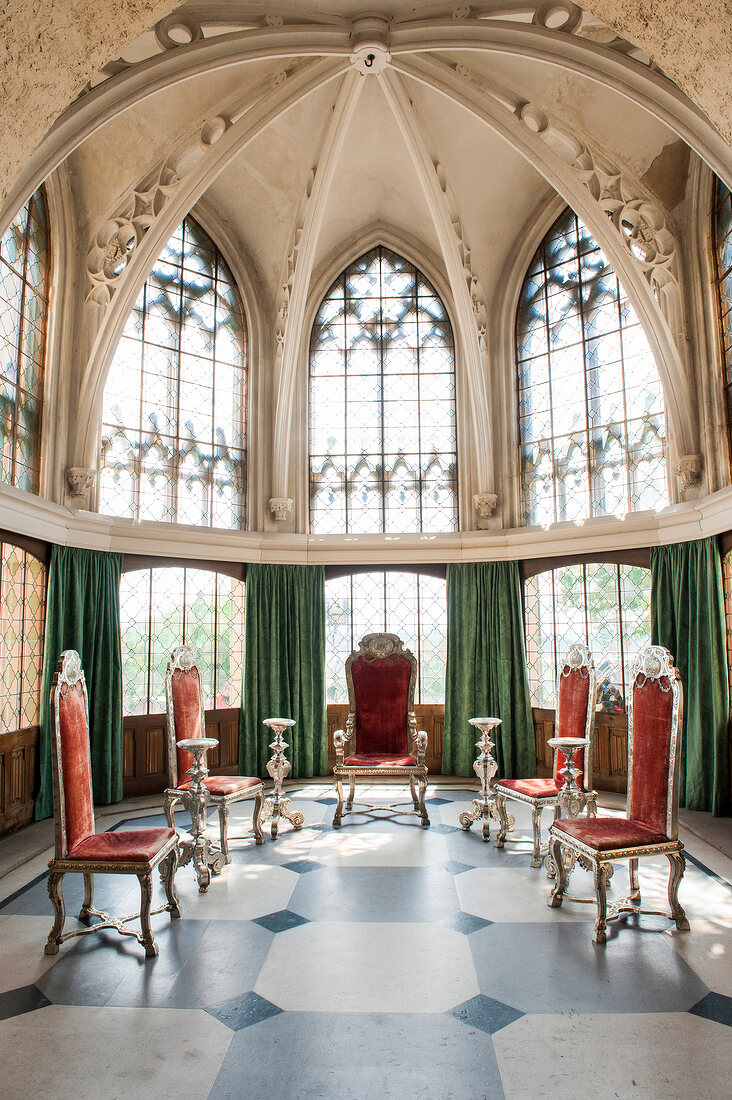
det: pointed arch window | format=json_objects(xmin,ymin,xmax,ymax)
[
  {"xmin": 517, "ymin": 208, "xmax": 668, "ymax": 527},
  {"xmin": 0, "ymin": 188, "xmax": 50, "ymax": 493},
  {"xmin": 712, "ymin": 177, "xmax": 732, "ymax": 471},
  {"xmin": 99, "ymin": 216, "xmax": 247, "ymax": 528},
  {"xmin": 309, "ymin": 247, "xmax": 457, "ymax": 534}
]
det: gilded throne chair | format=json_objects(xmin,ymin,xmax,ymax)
[
  {"xmin": 548, "ymin": 645, "xmax": 690, "ymax": 945},
  {"xmin": 332, "ymin": 633, "xmax": 430, "ymax": 827},
  {"xmin": 164, "ymin": 645, "xmax": 265, "ymax": 860},
  {"xmin": 493, "ymin": 643, "xmax": 598, "ymax": 867},
  {"xmin": 46, "ymin": 650, "xmax": 180, "ymax": 959}
]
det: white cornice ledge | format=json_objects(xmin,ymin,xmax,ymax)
[{"xmin": 1, "ymin": 483, "xmax": 731, "ymax": 563}]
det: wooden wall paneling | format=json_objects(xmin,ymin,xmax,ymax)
[
  {"xmin": 122, "ymin": 708, "xmax": 241, "ymax": 797},
  {"xmin": 531, "ymin": 707, "xmax": 628, "ymax": 793},
  {"xmin": 0, "ymin": 726, "xmax": 38, "ymax": 836}
]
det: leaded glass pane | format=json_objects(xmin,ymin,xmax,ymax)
[
  {"xmin": 310, "ymin": 247, "xmax": 457, "ymax": 533},
  {"xmin": 99, "ymin": 217, "xmax": 247, "ymax": 528},
  {"xmin": 119, "ymin": 567, "xmax": 245, "ymax": 716},
  {"xmin": 517, "ymin": 208, "xmax": 668, "ymax": 525},
  {"xmin": 524, "ymin": 562, "xmax": 651, "ymax": 712},
  {"xmin": 0, "ymin": 189, "xmax": 49, "ymax": 493},
  {"xmin": 713, "ymin": 178, "xmax": 732, "ymax": 474},
  {"xmin": 324, "ymin": 571, "xmax": 447, "ymax": 703},
  {"xmin": 0, "ymin": 540, "xmax": 46, "ymax": 731}
]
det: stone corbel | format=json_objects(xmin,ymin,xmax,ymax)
[
  {"xmin": 269, "ymin": 497, "xmax": 294, "ymax": 522},
  {"xmin": 473, "ymin": 492, "xmax": 498, "ymax": 518},
  {"xmin": 66, "ymin": 467, "xmax": 96, "ymax": 506},
  {"xmin": 672, "ymin": 454, "xmax": 703, "ymax": 499}
]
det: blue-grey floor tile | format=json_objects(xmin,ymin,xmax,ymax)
[
  {"xmin": 206, "ymin": 989, "xmax": 283, "ymax": 1031},
  {"xmin": 448, "ymin": 993, "xmax": 524, "ymax": 1034},
  {"xmin": 689, "ymin": 991, "xmax": 732, "ymax": 1027},
  {"xmin": 443, "ymin": 859, "xmax": 474, "ymax": 875},
  {"xmin": 0, "ymin": 984, "xmax": 51, "ymax": 1021},
  {"xmin": 1, "ymin": 869, "xmax": 144, "ymax": 917},
  {"xmin": 441, "ymin": 911, "xmax": 494, "ymax": 935},
  {"xmin": 282, "ymin": 860, "xmax": 325, "ymax": 874},
  {"xmin": 209, "ymin": 1011, "xmax": 504, "ymax": 1100},
  {"xmin": 253, "ymin": 909, "xmax": 310, "ymax": 933},
  {"xmin": 469, "ymin": 921, "xmax": 709, "ymax": 1014},
  {"xmin": 427, "ymin": 823, "xmax": 460, "ymax": 834},
  {"xmin": 315, "ymin": 797, "xmax": 338, "ymax": 805},
  {"xmin": 289, "ymin": 865, "xmax": 460, "ymax": 923},
  {"xmin": 426, "ymin": 797, "xmax": 452, "ymax": 806}
]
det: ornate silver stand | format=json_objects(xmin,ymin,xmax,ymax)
[
  {"xmin": 459, "ymin": 718, "xmax": 513, "ymax": 841},
  {"xmin": 261, "ymin": 718, "xmax": 305, "ymax": 839},
  {"xmin": 544, "ymin": 735, "xmax": 593, "ymax": 881},
  {"xmin": 176, "ymin": 737, "xmax": 224, "ymax": 892}
]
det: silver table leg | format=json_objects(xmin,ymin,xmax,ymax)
[
  {"xmin": 176, "ymin": 737, "xmax": 224, "ymax": 892},
  {"xmin": 261, "ymin": 718, "xmax": 305, "ymax": 839}
]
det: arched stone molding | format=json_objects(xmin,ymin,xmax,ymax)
[
  {"xmin": 394, "ymin": 52, "xmax": 700, "ymax": 496},
  {"xmin": 268, "ymin": 69, "xmax": 365, "ymax": 529},
  {"xmin": 4, "ymin": 11, "xmax": 732, "ymax": 242},
  {"xmin": 69, "ymin": 57, "xmax": 347, "ymax": 474},
  {"xmin": 291, "ymin": 223, "xmax": 463, "ymax": 534}
]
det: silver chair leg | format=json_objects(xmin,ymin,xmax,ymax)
[
  {"xmin": 333, "ymin": 776, "xmax": 344, "ymax": 827},
  {"xmin": 418, "ymin": 775, "xmax": 430, "ymax": 827},
  {"xmin": 628, "ymin": 857, "xmax": 641, "ymax": 902},
  {"xmin": 160, "ymin": 847, "xmax": 181, "ymax": 919},
  {"xmin": 45, "ymin": 871, "xmax": 66, "ymax": 955},
  {"xmin": 253, "ymin": 790, "xmax": 265, "ymax": 845},
  {"xmin": 592, "ymin": 863, "xmax": 613, "ymax": 945},
  {"xmin": 138, "ymin": 872, "xmax": 158, "ymax": 958},
  {"xmin": 667, "ymin": 851, "xmax": 690, "ymax": 931},
  {"xmin": 346, "ymin": 774, "xmax": 355, "ymax": 811},
  {"xmin": 493, "ymin": 793, "xmax": 509, "ymax": 848},
  {"xmin": 410, "ymin": 774, "xmax": 418, "ymax": 809},
  {"xmin": 79, "ymin": 872, "xmax": 94, "ymax": 921},
  {"xmin": 218, "ymin": 801, "xmax": 231, "ymax": 864},
  {"xmin": 164, "ymin": 794, "xmax": 177, "ymax": 831},
  {"xmin": 530, "ymin": 805, "xmax": 544, "ymax": 868},
  {"xmin": 548, "ymin": 837, "xmax": 567, "ymax": 909}
]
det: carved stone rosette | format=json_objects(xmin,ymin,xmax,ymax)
[{"xmin": 261, "ymin": 718, "xmax": 305, "ymax": 838}]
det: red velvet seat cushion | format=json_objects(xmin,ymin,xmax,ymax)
[
  {"xmin": 177, "ymin": 775, "xmax": 261, "ymax": 796},
  {"xmin": 497, "ymin": 778, "xmax": 560, "ymax": 799},
  {"xmin": 344, "ymin": 753, "xmax": 418, "ymax": 767},
  {"xmin": 552, "ymin": 816, "xmax": 669, "ymax": 851},
  {"xmin": 351, "ymin": 654, "xmax": 412, "ymax": 755},
  {"xmin": 67, "ymin": 827, "xmax": 176, "ymax": 863}
]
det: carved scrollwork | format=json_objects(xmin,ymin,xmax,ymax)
[
  {"xmin": 357, "ymin": 633, "xmax": 409, "ymax": 660},
  {"xmin": 561, "ymin": 642, "xmax": 592, "ymax": 675},
  {"xmin": 57, "ymin": 649, "xmax": 83, "ymax": 688},
  {"xmin": 170, "ymin": 644, "xmax": 198, "ymax": 673}
]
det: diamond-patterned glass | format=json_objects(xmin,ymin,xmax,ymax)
[
  {"xmin": 713, "ymin": 178, "xmax": 732, "ymax": 474},
  {"xmin": 0, "ymin": 540, "xmax": 46, "ymax": 731},
  {"xmin": 0, "ymin": 188, "xmax": 49, "ymax": 493},
  {"xmin": 524, "ymin": 562, "xmax": 651, "ymax": 712},
  {"xmin": 324, "ymin": 571, "xmax": 447, "ymax": 704},
  {"xmin": 517, "ymin": 208, "xmax": 669, "ymax": 526},
  {"xmin": 119, "ymin": 567, "xmax": 245, "ymax": 715},
  {"xmin": 99, "ymin": 217, "xmax": 247, "ymax": 529},
  {"xmin": 310, "ymin": 247, "xmax": 457, "ymax": 534}
]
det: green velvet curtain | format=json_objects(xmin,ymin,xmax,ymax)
[
  {"xmin": 35, "ymin": 546, "xmax": 124, "ymax": 820},
  {"xmin": 239, "ymin": 563, "xmax": 327, "ymax": 779},
  {"xmin": 650, "ymin": 537, "xmax": 730, "ymax": 816},
  {"xmin": 443, "ymin": 561, "xmax": 535, "ymax": 779}
]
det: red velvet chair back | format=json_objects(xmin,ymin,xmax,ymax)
[
  {"xmin": 49, "ymin": 650, "xmax": 95, "ymax": 859},
  {"xmin": 627, "ymin": 646, "xmax": 683, "ymax": 838},
  {"xmin": 165, "ymin": 645, "xmax": 205, "ymax": 787},
  {"xmin": 554, "ymin": 644, "xmax": 596, "ymax": 791},
  {"xmin": 346, "ymin": 634, "xmax": 417, "ymax": 755}
]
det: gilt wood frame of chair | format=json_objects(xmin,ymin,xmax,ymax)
[
  {"xmin": 333, "ymin": 633, "xmax": 430, "ymax": 827},
  {"xmin": 493, "ymin": 643, "xmax": 598, "ymax": 867},
  {"xmin": 46, "ymin": 650, "xmax": 180, "ymax": 959},
  {"xmin": 548, "ymin": 645, "xmax": 690, "ymax": 945},
  {"xmin": 164, "ymin": 644, "xmax": 265, "ymax": 858}
]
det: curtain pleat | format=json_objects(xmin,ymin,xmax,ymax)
[
  {"xmin": 650, "ymin": 537, "xmax": 730, "ymax": 816},
  {"xmin": 35, "ymin": 546, "xmax": 123, "ymax": 820},
  {"xmin": 443, "ymin": 561, "xmax": 535, "ymax": 779},
  {"xmin": 239, "ymin": 563, "xmax": 327, "ymax": 779}
]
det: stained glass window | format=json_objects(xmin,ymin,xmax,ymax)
[
  {"xmin": 723, "ymin": 551, "xmax": 732, "ymax": 709},
  {"xmin": 325, "ymin": 571, "xmax": 446, "ymax": 703},
  {"xmin": 712, "ymin": 178, "xmax": 732, "ymax": 471},
  {"xmin": 524, "ymin": 561, "xmax": 651, "ymax": 713},
  {"xmin": 99, "ymin": 217, "xmax": 247, "ymax": 528},
  {"xmin": 0, "ymin": 541, "xmax": 46, "ymax": 731},
  {"xmin": 517, "ymin": 208, "xmax": 668, "ymax": 526},
  {"xmin": 119, "ymin": 567, "xmax": 245, "ymax": 715},
  {"xmin": 310, "ymin": 247, "xmax": 457, "ymax": 534},
  {"xmin": 0, "ymin": 189, "xmax": 50, "ymax": 493}
]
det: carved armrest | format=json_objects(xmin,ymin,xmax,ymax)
[
  {"xmin": 412, "ymin": 726, "xmax": 428, "ymax": 766},
  {"xmin": 334, "ymin": 715, "xmax": 354, "ymax": 764}
]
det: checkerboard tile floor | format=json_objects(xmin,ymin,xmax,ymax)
[{"xmin": 0, "ymin": 784, "xmax": 731, "ymax": 1099}]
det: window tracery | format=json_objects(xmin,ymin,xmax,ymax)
[
  {"xmin": 99, "ymin": 216, "xmax": 247, "ymax": 528},
  {"xmin": 517, "ymin": 208, "xmax": 668, "ymax": 527},
  {"xmin": 0, "ymin": 540, "xmax": 46, "ymax": 731},
  {"xmin": 0, "ymin": 188, "xmax": 49, "ymax": 494},
  {"xmin": 309, "ymin": 247, "xmax": 457, "ymax": 534}
]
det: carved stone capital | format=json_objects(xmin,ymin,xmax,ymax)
[
  {"xmin": 66, "ymin": 467, "xmax": 96, "ymax": 500},
  {"xmin": 672, "ymin": 453, "xmax": 703, "ymax": 496},
  {"xmin": 269, "ymin": 496, "xmax": 294, "ymax": 522},
  {"xmin": 473, "ymin": 491, "xmax": 498, "ymax": 518}
]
